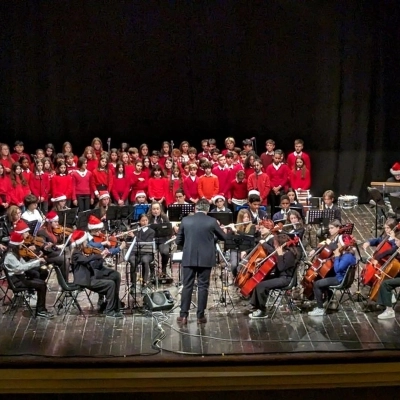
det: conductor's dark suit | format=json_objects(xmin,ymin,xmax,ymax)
[{"xmin": 175, "ymin": 212, "xmax": 226, "ymax": 319}]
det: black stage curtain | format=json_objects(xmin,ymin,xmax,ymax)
[{"xmin": 1, "ymin": 1, "xmax": 399, "ymax": 202}]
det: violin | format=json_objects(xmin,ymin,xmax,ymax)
[
  {"xmin": 82, "ymin": 246, "xmax": 103, "ymax": 256},
  {"xmin": 53, "ymin": 226, "xmax": 74, "ymax": 236},
  {"xmin": 24, "ymin": 234, "xmax": 46, "ymax": 247},
  {"xmin": 92, "ymin": 232, "xmax": 118, "ymax": 247}
]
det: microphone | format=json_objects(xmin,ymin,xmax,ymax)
[
  {"xmin": 250, "ymin": 137, "xmax": 256, "ymax": 141},
  {"xmin": 107, "ymin": 137, "xmax": 111, "ymax": 145},
  {"xmin": 31, "ymin": 154, "xmax": 37, "ymax": 159},
  {"xmin": 171, "ymin": 140, "xmax": 174, "ymax": 148}
]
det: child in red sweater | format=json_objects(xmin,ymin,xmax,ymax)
[
  {"xmin": 29, "ymin": 159, "xmax": 50, "ymax": 213},
  {"xmin": 148, "ymin": 166, "xmax": 168, "ymax": 208},
  {"xmin": 71, "ymin": 157, "xmax": 93, "ymax": 211},
  {"xmin": 90, "ymin": 155, "xmax": 114, "ymax": 199},
  {"xmin": 286, "ymin": 139, "xmax": 311, "ymax": 172},
  {"xmin": 183, "ymin": 164, "xmax": 200, "ymax": 203},
  {"xmin": 289, "ymin": 157, "xmax": 311, "ymax": 190},
  {"xmin": 227, "ymin": 170, "xmax": 248, "ymax": 210},
  {"xmin": 166, "ymin": 167, "xmax": 183, "ymax": 206},
  {"xmin": 111, "ymin": 162, "xmax": 130, "ymax": 206},
  {"xmin": 129, "ymin": 160, "xmax": 148, "ymax": 203},
  {"xmin": 197, "ymin": 162, "xmax": 219, "ymax": 203},
  {"xmin": 51, "ymin": 162, "xmax": 73, "ymax": 207},
  {"xmin": 9, "ymin": 162, "xmax": 31, "ymax": 210}
]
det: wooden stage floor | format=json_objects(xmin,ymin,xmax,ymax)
[{"xmin": 1, "ymin": 204, "xmax": 399, "ymax": 365}]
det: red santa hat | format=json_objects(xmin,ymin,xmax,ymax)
[
  {"xmin": 390, "ymin": 162, "xmax": 400, "ymax": 176},
  {"xmin": 14, "ymin": 220, "xmax": 30, "ymax": 234},
  {"xmin": 70, "ymin": 229, "xmax": 87, "ymax": 246},
  {"xmin": 88, "ymin": 215, "xmax": 104, "ymax": 230},
  {"xmin": 213, "ymin": 194, "xmax": 225, "ymax": 204},
  {"xmin": 98, "ymin": 191, "xmax": 110, "ymax": 200},
  {"xmin": 51, "ymin": 192, "xmax": 67, "ymax": 202},
  {"xmin": 339, "ymin": 234, "xmax": 356, "ymax": 247},
  {"xmin": 46, "ymin": 210, "xmax": 59, "ymax": 222},
  {"xmin": 248, "ymin": 190, "xmax": 260, "ymax": 197},
  {"xmin": 9, "ymin": 232, "xmax": 24, "ymax": 246},
  {"xmin": 135, "ymin": 191, "xmax": 147, "ymax": 199}
]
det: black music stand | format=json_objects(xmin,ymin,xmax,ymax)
[
  {"xmin": 308, "ymin": 209, "xmax": 335, "ymax": 247},
  {"xmin": 367, "ymin": 187, "xmax": 387, "ymax": 237},
  {"xmin": 24, "ymin": 220, "xmax": 41, "ymax": 236},
  {"xmin": 389, "ymin": 193, "xmax": 400, "ymax": 221},
  {"xmin": 207, "ymin": 212, "xmax": 233, "ymax": 226},
  {"xmin": 309, "ymin": 197, "xmax": 322, "ymax": 209},
  {"xmin": 132, "ymin": 204, "xmax": 150, "ymax": 221},
  {"xmin": 150, "ymin": 223, "xmax": 173, "ymax": 284},
  {"xmin": 225, "ymin": 234, "xmax": 255, "ymax": 251},
  {"xmin": 76, "ymin": 209, "xmax": 101, "ymax": 230},
  {"xmin": 167, "ymin": 204, "xmax": 195, "ymax": 222},
  {"xmin": 57, "ymin": 209, "xmax": 78, "ymax": 229}
]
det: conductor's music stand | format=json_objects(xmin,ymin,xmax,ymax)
[
  {"xmin": 207, "ymin": 212, "xmax": 233, "ymax": 226},
  {"xmin": 57, "ymin": 209, "xmax": 78, "ymax": 229},
  {"xmin": 367, "ymin": 187, "xmax": 387, "ymax": 237},
  {"xmin": 307, "ymin": 209, "xmax": 335, "ymax": 247},
  {"xmin": 76, "ymin": 209, "xmax": 101, "ymax": 230},
  {"xmin": 167, "ymin": 204, "xmax": 195, "ymax": 222}
]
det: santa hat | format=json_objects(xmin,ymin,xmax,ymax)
[
  {"xmin": 46, "ymin": 210, "xmax": 59, "ymax": 222},
  {"xmin": 390, "ymin": 162, "xmax": 400, "ymax": 176},
  {"xmin": 14, "ymin": 220, "xmax": 30, "ymax": 234},
  {"xmin": 98, "ymin": 191, "xmax": 110, "ymax": 200},
  {"xmin": 135, "ymin": 191, "xmax": 147, "ymax": 199},
  {"xmin": 9, "ymin": 232, "xmax": 24, "ymax": 246},
  {"xmin": 88, "ymin": 215, "xmax": 103, "ymax": 230},
  {"xmin": 339, "ymin": 234, "xmax": 355, "ymax": 247},
  {"xmin": 70, "ymin": 230, "xmax": 87, "ymax": 246},
  {"xmin": 259, "ymin": 219, "xmax": 274, "ymax": 230},
  {"xmin": 213, "ymin": 194, "xmax": 225, "ymax": 204},
  {"xmin": 51, "ymin": 192, "xmax": 67, "ymax": 202},
  {"xmin": 248, "ymin": 190, "xmax": 260, "ymax": 197}
]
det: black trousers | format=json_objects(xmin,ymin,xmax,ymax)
[
  {"xmin": 11, "ymin": 274, "xmax": 48, "ymax": 312},
  {"xmin": 76, "ymin": 194, "xmax": 91, "ymax": 212},
  {"xmin": 83, "ymin": 277, "xmax": 118, "ymax": 313},
  {"xmin": 158, "ymin": 243, "xmax": 170, "ymax": 274},
  {"xmin": 313, "ymin": 277, "xmax": 340, "ymax": 308},
  {"xmin": 180, "ymin": 266, "xmax": 212, "ymax": 319},
  {"xmin": 93, "ymin": 266, "xmax": 121, "ymax": 307},
  {"xmin": 129, "ymin": 254, "xmax": 154, "ymax": 285},
  {"xmin": 250, "ymin": 275, "xmax": 291, "ymax": 311},
  {"xmin": 377, "ymin": 277, "xmax": 400, "ymax": 307},
  {"xmin": 25, "ymin": 266, "xmax": 49, "ymax": 281},
  {"xmin": 268, "ymin": 190, "xmax": 284, "ymax": 218}
]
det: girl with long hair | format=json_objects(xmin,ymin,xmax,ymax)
[
  {"xmin": 111, "ymin": 161, "xmax": 130, "ymax": 206},
  {"xmin": 9, "ymin": 162, "xmax": 30, "ymax": 210},
  {"xmin": 82, "ymin": 146, "xmax": 97, "ymax": 172},
  {"xmin": 289, "ymin": 156, "xmax": 311, "ymax": 190}
]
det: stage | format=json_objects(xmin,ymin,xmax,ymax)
[{"xmin": 1, "ymin": 204, "xmax": 400, "ymax": 393}]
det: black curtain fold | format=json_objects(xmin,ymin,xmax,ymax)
[{"xmin": 1, "ymin": 0, "xmax": 399, "ymax": 202}]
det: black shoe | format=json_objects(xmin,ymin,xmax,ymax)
[
  {"xmin": 37, "ymin": 310, "xmax": 54, "ymax": 319},
  {"xmin": 98, "ymin": 301, "xmax": 108, "ymax": 313},
  {"xmin": 105, "ymin": 311, "xmax": 123, "ymax": 319}
]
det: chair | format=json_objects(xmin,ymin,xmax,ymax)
[
  {"xmin": 324, "ymin": 264, "xmax": 358, "ymax": 314},
  {"xmin": 53, "ymin": 265, "xmax": 93, "ymax": 320},
  {"xmin": 2, "ymin": 268, "xmax": 35, "ymax": 319},
  {"xmin": 267, "ymin": 266, "xmax": 300, "ymax": 320},
  {"xmin": 295, "ymin": 189, "xmax": 311, "ymax": 207}
]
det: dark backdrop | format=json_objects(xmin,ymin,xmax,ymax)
[{"xmin": 1, "ymin": 0, "xmax": 399, "ymax": 202}]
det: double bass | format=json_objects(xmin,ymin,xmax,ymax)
[
  {"xmin": 236, "ymin": 237, "xmax": 299, "ymax": 297},
  {"xmin": 361, "ymin": 222, "xmax": 400, "ymax": 286}
]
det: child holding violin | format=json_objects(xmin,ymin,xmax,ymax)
[
  {"xmin": 248, "ymin": 233, "xmax": 299, "ymax": 319},
  {"xmin": 308, "ymin": 234, "xmax": 357, "ymax": 316},
  {"xmin": 308, "ymin": 219, "xmax": 343, "ymax": 258},
  {"xmin": 4, "ymin": 232, "xmax": 54, "ymax": 319},
  {"xmin": 69, "ymin": 230, "xmax": 123, "ymax": 319},
  {"xmin": 36, "ymin": 211, "xmax": 71, "ymax": 280},
  {"xmin": 86, "ymin": 215, "xmax": 125, "ymax": 311}
]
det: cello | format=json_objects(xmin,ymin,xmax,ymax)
[
  {"xmin": 361, "ymin": 222, "xmax": 400, "ymax": 286},
  {"xmin": 369, "ymin": 248, "xmax": 400, "ymax": 302},
  {"xmin": 239, "ymin": 237, "xmax": 299, "ymax": 297}
]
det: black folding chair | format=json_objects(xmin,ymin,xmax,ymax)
[
  {"xmin": 2, "ymin": 268, "xmax": 35, "ymax": 319},
  {"xmin": 53, "ymin": 265, "xmax": 93, "ymax": 320},
  {"xmin": 267, "ymin": 266, "xmax": 300, "ymax": 320},
  {"xmin": 324, "ymin": 264, "xmax": 358, "ymax": 314}
]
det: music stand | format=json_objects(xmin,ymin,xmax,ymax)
[
  {"xmin": 367, "ymin": 187, "xmax": 387, "ymax": 237},
  {"xmin": 307, "ymin": 209, "xmax": 336, "ymax": 247},
  {"xmin": 57, "ymin": 209, "xmax": 78, "ymax": 229},
  {"xmin": 150, "ymin": 223, "xmax": 173, "ymax": 286},
  {"xmin": 132, "ymin": 204, "xmax": 150, "ymax": 221},
  {"xmin": 389, "ymin": 193, "xmax": 400, "ymax": 221},
  {"xmin": 309, "ymin": 197, "xmax": 322, "ymax": 209},
  {"xmin": 23, "ymin": 220, "xmax": 40, "ymax": 236},
  {"xmin": 225, "ymin": 234, "xmax": 255, "ymax": 251},
  {"xmin": 167, "ymin": 204, "xmax": 195, "ymax": 222},
  {"xmin": 76, "ymin": 209, "xmax": 101, "ymax": 230},
  {"xmin": 207, "ymin": 212, "xmax": 233, "ymax": 226}
]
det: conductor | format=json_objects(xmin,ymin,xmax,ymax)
[{"xmin": 175, "ymin": 199, "xmax": 226, "ymax": 324}]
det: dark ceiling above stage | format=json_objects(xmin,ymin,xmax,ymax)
[{"xmin": 0, "ymin": 1, "xmax": 399, "ymax": 201}]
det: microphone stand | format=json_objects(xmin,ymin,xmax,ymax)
[{"xmin": 353, "ymin": 241, "xmax": 369, "ymax": 303}]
